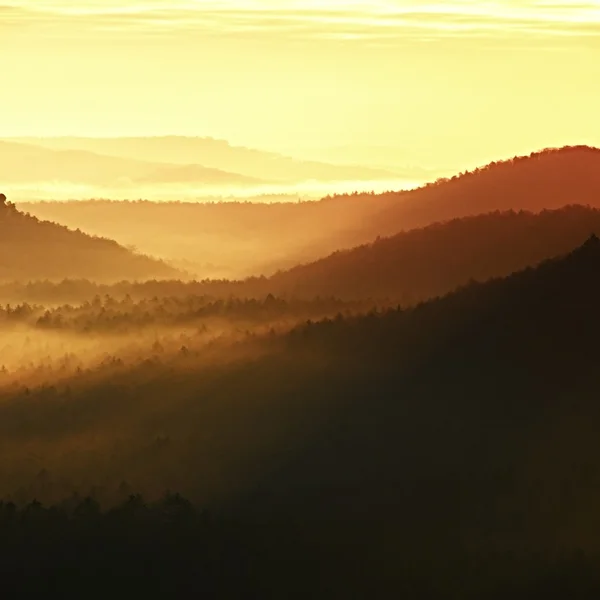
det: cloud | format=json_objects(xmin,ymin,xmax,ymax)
[{"xmin": 3, "ymin": 1, "xmax": 600, "ymax": 42}]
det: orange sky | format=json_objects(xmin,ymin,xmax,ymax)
[{"xmin": 2, "ymin": 1, "xmax": 600, "ymax": 168}]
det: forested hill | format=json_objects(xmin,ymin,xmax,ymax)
[
  {"xmin": 266, "ymin": 205, "xmax": 600, "ymax": 301},
  {"xmin": 2, "ymin": 236, "xmax": 600, "ymax": 595},
  {"xmin": 0, "ymin": 198, "xmax": 179, "ymax": 282},
  {"xmin": 324, "ymin": 145, "xmax": 600, "ymax": 248},
  {"xmin": 20, "ymin": 146, "xmax": 600, "ymax": 279},
  {"xmin": 241, "ymin": 232, "xmax": 600, "ymax": 534},
  {"xmin": 5, "ymin": 205, "xmax": 600, "ymax": 305}
]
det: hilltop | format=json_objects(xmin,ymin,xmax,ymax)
[
  {"xmin": 0, "ymin": 197, "xmax": 179, "ymax": 282},
  {"xmin": 329, "ymin": 144, "xmax": 600, "ymax": 246}
]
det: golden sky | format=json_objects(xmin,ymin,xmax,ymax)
[{"xmin": 2, "ymin": 1, "xmax": 600, "ymax": 167}]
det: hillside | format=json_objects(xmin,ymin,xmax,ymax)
[
  {"xmin": 20, "ymin": 198, "xmax": 363, "ymax": 279},
  {"xmin": 3, "ymin": 237, "xmax": 600, "ymax": 596},
  {"xmin": 266, "ymin": 205, "xmax": 600, "ymax": 301},
  {"xmin": 10, "ymin": 204, "xmax": 600, "ymax": 305},
  {"xmin": 21, "ymin": 146, "xmax": 600, "ymax": 278},
  {"xmin": 245, "ymin": 234, "xmax": 600, "ymax": 594},
  {"xmin": 0, "ymin": 197, "xmax": 179, "ymax": 282},
  {"xmin": 332, "ymin": 144, "xmax": 600, "ymax": 246},
  {"xmin": 228, "ymin": 235, "xmax": 600, "ymax": 596}
]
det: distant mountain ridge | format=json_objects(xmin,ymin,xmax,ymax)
[
  {"xmin": 0, "ymin": 140, "xmax": 264, "ymax": 187},
  {"xmin": 6, "ymin": 136, "xmax": 400, "ymax": 184}
]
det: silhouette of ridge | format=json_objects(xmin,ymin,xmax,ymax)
[
  {"xmin": 18, "ymin": 145, "xmax": 600, "ymax": 279},
  {"xmin": 246, "ymin": 232, "xmax": 600, "ymax": 523},
  {"xmin": 579, "ymin": 232, "xmax": 600, "ymax": 250},
  {"xmin": 2, "ymin": 227, "xmax": 600, "ymax": 598}
]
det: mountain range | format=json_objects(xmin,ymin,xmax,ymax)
[
  {"xmin": 21, "ymin": 145, "xmax": 600, "ymax": 279},
  {"xmin": 3, "ymin": 136, "xmax": 400, "ymax": 190},
  {"xmin": 3, "ymin": 235, "xmax": 600, "ymax": 597},
  {"xmin": 4, "ymin": 141, "xmax": 600, "ymax": 596},
  {"xmin": 265, "ymin": 205, "xmax": 600, "ymax": 301}
]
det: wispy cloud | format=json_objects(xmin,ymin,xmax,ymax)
[{"xmin": 3, "ymin": 1, "xmax": 600, "ymax": 41}]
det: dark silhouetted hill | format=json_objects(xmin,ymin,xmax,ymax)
[
  {"xmin": 0, "ymin": 201, "xmax": 179, "ymax": 282},
  {"xmin": 3, "ymin": 237, "xmax": 600, "ymax": 596},
  {"xmin": 234, "ymin": 234, "xmax": 600, "ymax": 587}
]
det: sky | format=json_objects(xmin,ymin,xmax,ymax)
[{"xmin": 2, "ymin": 0, "xmax": 600, "ymax": 169}]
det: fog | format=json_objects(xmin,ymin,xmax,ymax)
[{"xmin": 5, "ymin": 177, "xmax": 421, "ymax": 203}]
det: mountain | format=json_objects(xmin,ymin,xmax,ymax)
[
  {"xmin": 328, "ymin": 145, "xmax": 600, "ymax": 247},
  {"xmin": 0, "ymin": 199, "xmax": 179, "ymax": 282},
  {"xmin": 20, "ymin": 198, "xmax": 379, "ymax": 279},
  {"xmin": 8, "ymin": 136, "xmax": 400, "ymax": 183},
  {"xmin": 0, "ymin": 140, "xmax": 262, "ymax": 187},
  {"xmin": 20, "ymin": 146, "xmax": 600, "ymax": 278},
  {"xmin": 265, "ymin": 205, "xmax": 600, "ymax": 301},
  {"xmin": 237, "ymin": 234, "xmax": 600, "ymax": 595},
  {"xmin": 253, "ymin": 234, "xmax": 600, "ymax": 509},
  {"xmin": 133, "ymin": 163, "xmax": 260, "ymax": 185},
  {"xmin": 3, "ymin": 236, "xmax": 600, "ymax": 596}
]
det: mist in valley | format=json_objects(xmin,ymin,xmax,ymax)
[{"xmin": 2, "ymin": 0, "xmax": 600, "ymax": 591}]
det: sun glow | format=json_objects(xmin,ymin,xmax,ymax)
[{"xmin": 2, "ymin": 1, "xmax": 600, "ymax": 170}]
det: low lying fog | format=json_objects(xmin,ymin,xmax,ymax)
[{"xmin": 5, "ymin": 178, "xmax": 422, "ymax": 203}]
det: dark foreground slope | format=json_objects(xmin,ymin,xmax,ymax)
[
  {"xmin": 0, "ymin": 200, "xmax": 178, "ymax": 281},
  {"xmin": 3, "ymin": 237, "xmax": 600, "ymax": 597}
]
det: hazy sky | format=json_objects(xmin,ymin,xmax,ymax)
[{"xmin": 2, "ymin": 1, "xmax": 600, "ymax": 167}]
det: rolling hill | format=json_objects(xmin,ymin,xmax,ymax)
[
  {"xmin": 265, "ymin": 205, "xmax": 600, "ymax": 301},
  {"xmin": 3, "ymin": 236, "xmax": 600, "ymax": 596},
  {"xmin": 238, "ymin": 234, "xmax": 600, "ymax": 547},
  {"xmin": 0, "ymin": 198, "xmax": 179, "ymax": 282},
  {"xmin": 20, "ymin": 146, "xmax": 600, "ymax": 278},
  {"xmin": 13, "ymin": 205, "xmax": 600, "ymax": 305},
  {"xmin": 329, "ymin": 144, "xmax": 600, "ymax": 247}
]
